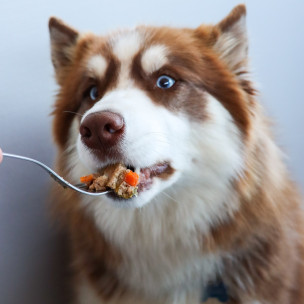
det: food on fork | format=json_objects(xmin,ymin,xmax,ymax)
[
  {"xmin": 79, "ymin": 174, "xmax": 95, "ymax": 184},
  {"xmin": 80, "ymin": 163, "xmax": 139, "ymax": 199}
]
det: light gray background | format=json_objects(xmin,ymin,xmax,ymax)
[{"xmin": 0, "ymin": 0, "xmax": 303, "ymax": 303}]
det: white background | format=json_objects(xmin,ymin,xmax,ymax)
[{"xmin": 0, "ymin": 0, "xmax": 303, "ymax": 303}]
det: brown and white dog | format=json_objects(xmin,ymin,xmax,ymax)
[{"xmin": 49, "ymin": 5, "xmax": 304, "ymax": 304}]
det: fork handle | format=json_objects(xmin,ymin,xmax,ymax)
[
  {"xmin": 3, "ymin": 153, "xmax": 70, "ymax": 188},
  {"xmin": 2, "ymin": 152, "xmax": 111, "ymax": 196}
]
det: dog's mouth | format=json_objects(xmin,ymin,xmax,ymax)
[
  {"xmin": 103, "ymin": 161, "xmax": 174, "ymax": 200},
  {"xmin": 82, "ymin": 157, "xmax": 175, "ymax": 201},
  {"xmin": 137, "ymin": 162, "xmax": 174, "ymax": 192}
]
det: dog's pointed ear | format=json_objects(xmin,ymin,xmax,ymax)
[
  {"xmin": 48, "ymin": 17, "xmax": 79, "ymax": 75},
  {"xmin": 213, "ymin": 5, "xmax": 248, "ymax": 72}
]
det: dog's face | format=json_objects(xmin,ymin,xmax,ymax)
[{"xmin": 50, "ymin": 5, "xmax": 252, "ymax": 208}]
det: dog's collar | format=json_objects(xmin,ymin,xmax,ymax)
[{"xmin": 202, "ymin": 280, "xmax": 229, "ymax": 303}]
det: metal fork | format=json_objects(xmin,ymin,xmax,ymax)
[{"xmin": 3, "ymin": 153, "xmax": 111, "ymax": 196}]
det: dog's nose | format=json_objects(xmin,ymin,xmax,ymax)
[{"xmin": 80, "ymin": 111, "xmax": 125, "ymax": 149}]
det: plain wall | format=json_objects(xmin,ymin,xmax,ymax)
[{"xmin": 0, "ymin": 0, "xmax": 303, "ymax": 303}]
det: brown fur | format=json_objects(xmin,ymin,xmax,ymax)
[
  {"xmin": 49, "ymin": 5, "xmax": 304, "ymax": 304},
  {"xmin": 51, "ymin": 154, "xmax": 125, "ymax": 300}
]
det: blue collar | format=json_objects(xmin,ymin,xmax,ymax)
[{"xmin": 202, "ymin": 280, "xmax": 229, "ymax": 303}]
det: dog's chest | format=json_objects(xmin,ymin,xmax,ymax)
[
  {"xmin": 89, "ymin": 198, "xmax": 221, "ymax": 296},
  {"xmin": 118, "ymin": 243, "xmax": 220, "ymax": 297}
]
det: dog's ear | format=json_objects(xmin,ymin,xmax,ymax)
[
  {"xmin": 213, "ymin": 5, "xmax": 248, "ymax": 72},
  {"xmin": 48, "ymin": 17, "xmax": 79, "ymax": 76}
]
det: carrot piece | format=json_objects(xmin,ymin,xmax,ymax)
[
  {"xmin": 80, "ymin": 174, "xmax": 95, "ymax": 184},
  {"xmin": 124, "ymin": 171, "xmax": 139, "ymax": 187}
]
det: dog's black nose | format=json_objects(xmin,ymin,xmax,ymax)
[{"xmin": 80, "ymin": 111, "xmax": 125, "ymax": 150}]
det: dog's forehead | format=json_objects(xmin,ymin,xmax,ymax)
[
  {"xmin": 110, "ymin": 29, "xmax": 143, "ymax": 62},
  {"xmin": 84, "ymin": 28, "xmax": 170, "ymax": 79}
]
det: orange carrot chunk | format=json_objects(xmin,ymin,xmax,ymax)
[
  {"xmin": 124, "ymin": 171, "xmax": 139, "ymax": 187},
  {"xmin": 80, "ymin": 174, "xmax": 95, "ymax": 184}
]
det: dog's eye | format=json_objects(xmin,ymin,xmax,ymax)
[
  {"xmin": 156, "ymin": 75, "xmax": 175, "ymax": 89},
  {"xmin": 89, "ymin": 86, "xmax": 98, "ymax": 100}
]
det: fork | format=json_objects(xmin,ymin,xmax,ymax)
[{"xmin": 3, "ymin": 153, "xmax": 111, "ymax": 196}]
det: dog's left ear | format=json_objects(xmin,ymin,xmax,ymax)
[
  {"xmin": 213, "ymin": 5, "xmax": 248, "ymax": 72},
  {"xmin": 48, "ymin": 17, "xmax": 79, "ymax": 78}
]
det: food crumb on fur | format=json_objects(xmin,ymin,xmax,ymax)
[{"xmin": 81, "ymin": 163, "xmax": 139, "ymax": 199}]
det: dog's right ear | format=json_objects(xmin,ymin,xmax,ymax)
[{"xmin": 48, "ymin": 17, "xmax": 79, "ymax": 76}]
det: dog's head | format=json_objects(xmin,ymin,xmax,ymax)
[{"xmin": 49, "ymin": 5, "xmax": 253, "ymax": 208}]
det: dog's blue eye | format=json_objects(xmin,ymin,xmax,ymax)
[
  {"xmin": 156, "ymin": 75, "xmax": 175, "ymax": 89},
  {"xmin": 89, "ymin": 86, "xmax": 98, "ymax": 100}
]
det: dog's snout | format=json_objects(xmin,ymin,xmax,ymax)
[{"xmin": 80, "ymin": 111, "xmax": 125, "ymax": 149}]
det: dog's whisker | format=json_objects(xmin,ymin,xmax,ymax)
[
  {"xmin": 161, "ymin": 191, "xmax": 181, "ymax": 205},
  {"xmin": 64, "ymin": 110, "xmax": 84, "ymax": 117}
]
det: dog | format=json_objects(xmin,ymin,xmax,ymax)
[{"xmin": 49, "ymin": 5, "xmax": 304, "ymax": 304}]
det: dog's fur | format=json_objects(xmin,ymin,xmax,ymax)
[{"xmin": 49, "ymin": 5, "xmax": 304, "ymax": 304}]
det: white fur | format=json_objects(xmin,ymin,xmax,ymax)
[
  {"xmin": 52, "ymin": 12, "xmax": 271, "ymax": 304},
  {"xmin": 111, "ymin": 30, "xmax": 142, "ymax": 62},
  {"xmin": 141, "ymin": 45, "xmax": 168, "ymax": 74},
  {"xmin": 77, "ymin": 88, "xmax": 188, "ymax": 208},
  {"xmin": 86, "ymin": 54, "xmax": 108, "ymax": 78},
  {"xmin": 77, "ymin": 275, "xmax": 202, "ymax": 304},
  {"xmin": 65, "ymin": 24, "xmax": 245, "ymax": 299},
  {"xmin": 214, "ymin": 15, "xmax": 247, "ymax": 71},
  {"xmin": 110, "ymin": 30, "xmax": 143, "ymax": 88},
  {"xmin": 67, "ymin": 84, "xmax": 244, "ymax": 298}
]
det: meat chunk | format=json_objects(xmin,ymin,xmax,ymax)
[
  {"xmin": 116, "ymin": 181, "xmax": 137, "ymax": 199},
  {"xmin": 105, "ymin": 163, "xmax": 126, "ymax": 189},
  {"xmin": 89, "ymin": 175, "xmax": 108, "ymax": 191}
]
